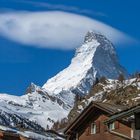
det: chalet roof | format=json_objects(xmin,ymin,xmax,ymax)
[
  {"xmin": 64, "ymin": 101, "xmax": 127, "ymax": 134},
  {"xmin": 94, "ymin": 102, "xmax": 127, "ymax": 113},
  {"xmin": 46, "ymin": 129, "xmax": 66, "ymax": 139},
  {"xmin": 104, "ymin": 104, "xmax": 140, "ymax": 124},
  {"xmin": 0, "ymin": 126, "xmax": 19, "ymax": 138}
]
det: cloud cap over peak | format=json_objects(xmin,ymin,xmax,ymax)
[{"xmin": 0, "ymin": 11, "xmax": 132, "ymax": 50}]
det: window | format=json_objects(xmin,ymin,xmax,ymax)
[
  {"xmin": 109, "ymin": 122, "xmax": 115, "ymax": 130},
  {"xmin": 91, "ymin": 123, "xmax": 96, "ymax": 134}
]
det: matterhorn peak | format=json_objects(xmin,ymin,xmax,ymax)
[
  {"xmin": 84, "ymin": 30, "xmax": 95, "ymax": 43},
  {"xmin": 84, "ymin": 30, "xmax": 101, "ymax": 43},
  {"xmin": 84, "ymin": 31, "xmax": 106, "ymax": 43},
  {"xmin": 76, "ymin": 31, "xmax": 114, "ymax": 57},
  {"xmin": 43, "ymin": 31, "xmax": 128, "ymax": 105}
]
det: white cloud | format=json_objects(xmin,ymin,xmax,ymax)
[
  {"xmin": 16, "ymin": 0, "xmax": 106, "ymax": 16},
  {"xmin": 0, "ymin": 11, "xmax": 132, "ymax": 50},
  {"xmin": 20, "ymin": 0, "xmax": 93, "ymax": 15}
]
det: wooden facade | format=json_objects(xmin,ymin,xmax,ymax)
[
  {"xmin": 0, "ymin": 130, "xmax": 26, "ymax": 140},
  {"xmin": 105, "ymin": 105, "xmax": 140, "ymax": 140},
  {"xmin": 65, "ymin": 102, "xmax": 131, "ymax": 140}
]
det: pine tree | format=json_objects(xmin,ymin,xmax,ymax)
[{"xmin": 118, "ymin": 74, "xmax": 125, "ymax": 83}]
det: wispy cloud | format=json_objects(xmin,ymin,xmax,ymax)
[
  {"xmin": 18, "ymin": 0, "xmax": 106, "ymax": 17},
  {"xmin": 0, "ymin": 11, "xmax": 133, "ymax": 50}
]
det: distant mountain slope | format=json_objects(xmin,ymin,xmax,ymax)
[{"xmin": 0, "ymin": 83, "xmax": 70, "ymax": 129}]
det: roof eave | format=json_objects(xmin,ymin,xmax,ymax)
[{"xmin": 104, "ymin": 106, "xmax": 140, "ymax": 124}]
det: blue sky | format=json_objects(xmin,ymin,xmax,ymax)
[{"xmin": 0, "ymin": 0, "xmax": 140, "ymax": 95}]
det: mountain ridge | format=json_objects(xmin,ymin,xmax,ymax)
[
  {"xmin": 43, "ymin": 31, "xmax": 128, "ymax": 106},
  {"xmin": 67, "ymin": 77, "xmax": 140, "ymax": 126},
  {"xmin": 0, "ymin": 31, "xmax": 129, "ymax": 131}
]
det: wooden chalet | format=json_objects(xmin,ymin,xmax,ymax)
[
  {"xmin": 105, "ymin": 104, "xmax": 140, "ymax": 140},
  {"xmin": 0, "ymin": 130, "xmax": 20, "ymax": 140},
  {"xmin": 0, "ymin": 129, "xmax": 29, "ymax": 140},
  {"xmin": 64, "ymin": 102, "xmax": 131, "ymax": 140}
]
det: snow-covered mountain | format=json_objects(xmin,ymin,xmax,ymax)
[
  {"xmin": 43, "ymin": 31, "xmax": 128, "ymax": 106},
  {"xmin": 0, "ymin": 83, "xmax": 70, "ymax": 129},
  {"xmin": 0, "ymin": 31, "xmax": 128, "ymax": 131}
]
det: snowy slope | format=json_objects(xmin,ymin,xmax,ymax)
[
  {"xmin": 68, "ymin": 77, "xmax": 140, "ymax": 123},
  {"xmin": 0, "ymin": 83, "xmax": 70, "ymax": 129},
  {"xmin": 43, "ymin": 31, "xmax": 127, "ymax": 106}
]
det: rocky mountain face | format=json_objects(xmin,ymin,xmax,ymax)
[
  {"xmin": 43, "ymin": 31, "xmax": 127, "ymax": 106},
  {"xmin": 0, "ymin": 31, "xmax": 129, "ymax": 131},
  {"xmin": 68, "ymin": 76, "xmax": 140, "ymax": 124}
]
